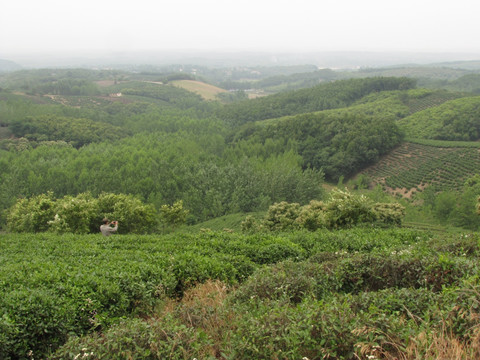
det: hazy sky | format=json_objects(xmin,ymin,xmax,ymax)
[{"xmin": 1, "ymin": 0, "xmax": 479, "ymax": 55}]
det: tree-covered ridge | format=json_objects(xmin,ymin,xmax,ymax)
[
  {"xmin": 218, "ymin": 77, "xmax": 416, "ymax": 127},
  {"xmin": 232, "ymin": 109, "xmax": 403, "ymax": 181},
  {"xmin": 353, "ymin": 88, "xmax": 466, "ymax": 114},
  {"xmin": 442, "ymin": 73, "xmax": 480, "ymax": 93},
  {"xmin": 398, "ymin": 95, "xmax": 480, "ymax": 140},
  {"xmin": 220, "ymin": 68, "xmax": 344, "ymax": 92},
  {"xmin": 9, "ymin": 115, "xmax": 126, "ymax": 147},
  {"xmin": 0, "ymin": 68, "xmax": 124, "ymax": 92}
]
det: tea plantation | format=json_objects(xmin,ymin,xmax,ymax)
[{"xmin": 1, "ymin": 228, "xmax": 479, "ymax": 359}]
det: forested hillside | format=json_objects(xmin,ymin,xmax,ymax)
[
  {"xmin": 398, "ymin": 95, "xmax": 480, "ymax": 140},
  {"xmin": 218, "ymin": 77, "xmax": 416, "ymax": 126},
  {"xmin": 0, "ymin": 69, "xmax": 479, "ymax": 230}
]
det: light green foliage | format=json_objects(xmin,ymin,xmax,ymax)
[
  {"xmin": 240, "ymin": 214, "xmax": 263, "ymax": 233},
  {"xmin": 256, "ymin": 189, "xmax": 405, "ymax": 232},
  {"xmin": 160, "ymin": 200, "xmax": 189, "ymax": 231},
  {"xmin": 263, "ymin": 201, "xmax": 301, "ymax": 231},
  {"xmin": 98, "ymin": 192, "xmax": 158, "ymax": 234},
  {"xmin": 423, "ymin": 175, "xmax": 480, "ymax": 231},
  {"xmin": 48, "ymin": 192, "xmax": 99, "ymax": 234},
  {"xmin": 451, "ymin": 179, "xmax": 480, "ymax": 230},
  {"xmin": 434, "ymin": 191, "xmax": 457, "ymax": 221},
  {"xmin": 295, "ymin": 200, "xmax": 327, "ymax": 231},
  {"xmin": 7, "ymin": 192, "xmax": 157, "ymax": 234},
  {"xmin": 6, "ymin": 192, "xmax": 56, "ymax": 232},
  {"xmin": 324, "ymin": 188, "xmax": 377, "ymax": 228},
  {"xmin": 372, "ymin": 202, "xmax": 406, "ymax": 225}
]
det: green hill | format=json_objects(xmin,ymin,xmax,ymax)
[
  {"xmin": 398, "ymin": 96, "xmax": 480, "ymax": 141},
  {"xmin": 1, "ymin": 69, "xmax": 480, "ymax": 226},
  {"xmin": 361, "ymin": 141, "xmax": 480, "ymax": 197},
  {"xmin": 218, "ymin": 77, "xmax": 416, "ymax": 127}
]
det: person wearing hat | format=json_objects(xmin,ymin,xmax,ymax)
[{"xmin": 100, "ymin": 218, "xmax": 118, "ymax": 236}]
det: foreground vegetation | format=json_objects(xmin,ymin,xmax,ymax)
[{"xmin": 1, "ymin": 228, "xmax": 480, "ymax": 359}]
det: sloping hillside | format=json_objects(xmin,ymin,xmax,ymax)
[
  {"xmin": 361, "ymin": 141, "xmax": 480, "ymax": 197},
  {"xmin": 398, "ymin": 96, "xmax": 480, "ymax": 140}
]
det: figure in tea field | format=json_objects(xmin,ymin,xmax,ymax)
[{"xmin": 100, "ymin": 218, "xmax": 118, "ymax": 236}]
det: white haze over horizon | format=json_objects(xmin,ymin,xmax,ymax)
[{"xmin": 2, "ymin": 0, "xmax": 480, "ymax": 66}]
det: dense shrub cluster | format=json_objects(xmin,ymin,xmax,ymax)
[
  {"xmin": 6, "ymin": 192, "xmax": 157, "ymax": 234},
  {"xmin": 243, "ymin": 188, "xmax": 405, "ymax": 232}
]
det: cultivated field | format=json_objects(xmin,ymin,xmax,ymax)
[
  {"xmin": 362, "ymin": 142, "xmax": 480, "ymax": 197},
  {"xmin": 170, "ymin": 80, "xmax": 227, "ymax": 101},
  {"xmin": 2, "ymin": 228, "xmax": 480, "ymax": 359}
]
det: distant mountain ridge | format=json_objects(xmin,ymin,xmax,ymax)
[{"xmin": 0, "ymin": 59, "xmax": 21, "ymax": 72}]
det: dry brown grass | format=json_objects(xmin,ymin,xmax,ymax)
[
  {"xmin": 170, "ymin": 80, "xmax": 227, "ymax": 101},
  {"xmin": 155, "ymin": 280, "xmax": 235, "ymax": 359},
  {"xmin": 402, "ymin": 327, "xmax": 480, "ymax": 360}
]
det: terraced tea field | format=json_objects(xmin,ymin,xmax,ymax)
[
  {"xmin": 405, "ymin": 90, "xmax": 464, "ymax": 114},
  {"xmin": 362, "ymin": 142, "xmax": 480, "ymax": 197}
]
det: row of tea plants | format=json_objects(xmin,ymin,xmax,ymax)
[{"xmin": 2, "ymin": 227, "xmax": 480, "ymax": 359}]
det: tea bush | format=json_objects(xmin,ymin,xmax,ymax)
[
  {"xmin": 0, "ymin": 231, "xmax": 305, "ymax": 358},
  {"xmin": 232, "ymin": 252, "xmax": 479, "ymax": 304},
  {"xmin": 3, "ymin": 229, "xmax": 479, "ymax": 359}
]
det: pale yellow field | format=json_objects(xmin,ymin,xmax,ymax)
[{"xmin": 171, "ymin": 80, "xmax": 227, "ymax": 101}]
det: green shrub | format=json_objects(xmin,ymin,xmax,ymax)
[
  {"xmin": 324, "ymin": 188, "xmax": 377, "ymax": 228},
  {"xmin": 0, "ymin": 288, "xmax": 75, "ymax": 359},
  {"xmin": 51, "ymin": 316, "xmax": 203, "ymax": 360},
  {"xmin": 240, "ymin": 214, "xmax": 263, "ymax": 233},
  {"xmin": 251, "ymin": 189, "xmax": 405, "ymax": 233},
  {"xmin": 231, "ymin": 260, "xmax": 325, "ymax": 304},
  {"xmin": 159, "ymin": 200, "xmax": 188, "ymax": 232},
  {"xmin": 262, "ymin": 201, "xmax": 301, "ymax": 231},
  {"xmin": 48, "ymin": 192, "xmax": 99, "ymax": 234},
  {"xmin": 98, "ymin": 193, "xmax": 158, "ymax": 234},
  {"xmin": 295, "ymin": 200, "xmax": 327, "ymax": 230},
  {"xmin": 6, "ymin": 192, "xmax": 158, "ymax": 234},
  {"xmin": 372, "ymin": 202, "xmax": 406, "ymax": 225},
  {"xmin": 6, "ymin": 192, "xmax": 56, "ymax": 232}
]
